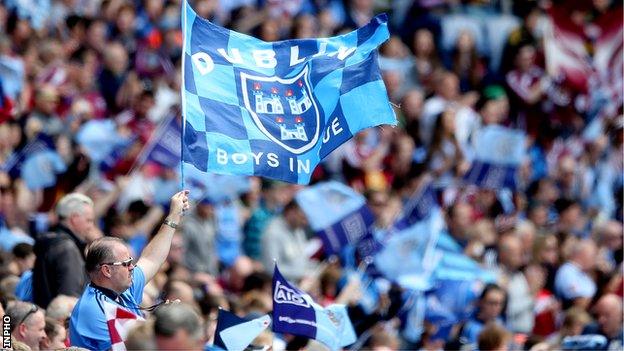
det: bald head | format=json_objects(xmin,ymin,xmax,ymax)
[{"xmin": 593, "ymin": 294, "xmax": 623, "ymax": 338}]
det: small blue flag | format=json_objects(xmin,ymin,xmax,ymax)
[
  {"xmin": 21, "ymin": 150, "xmax": 67, "ymax": 190},
  {"xmin": 295, "ymin": 181, "xmax": 375, "ymax": 256},
  {"xmin": 181, "ymin": 0, "xmax": 395, "ymax": 184},
  {"xmin": 272, "ymin": 265, "xmax": 356, "ymax": 350},
  {"xmin": 213, "ymin": 309, "xmax": 271, "ymax": 351},
  {"xmin": 392, "ymin": 177, "xmax": 438, "ymax": 231},
  {"xmin": 139, "ymin": 114, "xmax": 182, "ymax": 168},
  {"xmin": 463, "ymin": 125, "xmax": 526, "ymax": 190},
  {"xmin": 374, "ymin": 209, "xmax": 443, "ymax": 289},
  {"xmin": 2, "ymin": 133, "xmax": 55, "ymax": 178}
]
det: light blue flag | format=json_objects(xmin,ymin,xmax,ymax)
[
  {"xmin": 295, "ymin": 181, "xmax": 374, "ymax": 255},
  {"xmin": 181, "ymin": 0, "xmax": 396, "ymax": 184},
  {"xmin": 213, "ymin": 309, "xmax": 271, "ymax": 351},
  {"xmin": 463, "ymin": 125, "xmax": 526, "ymax": 190},
  {"xmin": 295, "ymin": 181, "xmax": 365, "ymax": 231},
  {"xmin": 76, "ymin": 119, "xmax": 128, "ymax": 163},
  {"xmin": 21, "ymin": 150, "xmax": 67, "ymax": 190},
  {"xmin": 374, "ymin": 209, "xmax": 443, "ymax": 290}
]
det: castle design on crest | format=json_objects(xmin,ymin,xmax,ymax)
[{"xmin": 253, "ymin": 82, "xmax": 312, "ymax": 142}]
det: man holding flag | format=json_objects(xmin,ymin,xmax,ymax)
[{"xmin": 69, "ymin": 190, "xmax": 190, "ymax": 350}]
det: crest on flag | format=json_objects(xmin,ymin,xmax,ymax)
[{"xmin": 241, "ymin": 66, "xmax": 320, "ymax": 154}]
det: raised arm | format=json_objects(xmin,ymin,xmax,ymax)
[{"xmin": 137, "ymin": 190, "xmax": 190, "ymax": 282}]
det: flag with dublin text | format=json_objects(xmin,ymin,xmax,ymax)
[{"xmin": 181, "ymin": 0, "xmax": 395, "ymax": 184}]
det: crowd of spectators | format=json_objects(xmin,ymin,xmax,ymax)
[{"xmin": 0, "ymin": 0, "xmax": 621, "ymax": 350}]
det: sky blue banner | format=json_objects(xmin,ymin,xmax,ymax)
[
  {"xmin": 374, "ymin": 209, "xmax": 443, "ymax": 290},
  {"xmin": 272, "ymin": 265, "xmax": 356, "ymax": 350},
  {"xmin": 181, "ymin": 0, "xmax": 396, "ymax": 184},
  {"xmin": 296, "ymin": 181, "xmax": 374, "ymax": 255},
  {"xmin": 213, "ymin": 308, "xmax": 271, "ymax": 351},
  {"xmin": 463, "ymin": 125, "xmax": 526, "ymax": 190}
]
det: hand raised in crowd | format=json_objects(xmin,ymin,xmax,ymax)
[{"xmin": 168, "ymin": 190, "xmax": 190, "ymax": 222}]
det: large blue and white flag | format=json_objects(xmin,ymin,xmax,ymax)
[
  {"xmin": 213, "ymin": 308, "xmax": 271, "ymax": 351},
  {"xmin": 181, "ymin": 1, "xmax": 396, "ymax": 184},
  {"xmin": 272, "ymin": 265, "xmax": 356, "ymax": 350},
  {"xmin": 463, "ymin": 125, "xmax": 526, "ymax": 190},
  {"xmin": 295, "ymin": 181, "xmax": 375, "ymax": 256}
]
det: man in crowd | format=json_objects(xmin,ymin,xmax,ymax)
[
  {"xmin": 69, "ymin": 190, "xmax": 189, "ymax": 350},
  {"xmin": 583, "ymin": 294, "xmax": 623, "ymax": 350},
  {"xmin": 6, "ymin": 301, "xmax": 47, "ymax": 350},
  {"xmin": 33, "ymin": 193, "xmax": 98, "ymax": 308}
]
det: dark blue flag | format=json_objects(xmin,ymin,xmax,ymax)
[
  {"xmin": 181, "ymin": 0, "xmax": 396, "ymax": 184},
  {"xmin": 392, "ymin": 177, "xmax": 438, "ymax": 231},
  {"xmin": 272, "ymin": 265, "xmax": 356, "ymax": 350},
  {"xmin": 139, "ymin": 114, "xmax": 182, "ymax": 168},
  {"xmin": 2, "ymin": 133, "xmax": 55, "ymax": 178}
]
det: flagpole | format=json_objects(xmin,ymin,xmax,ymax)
[{"xmin": 180, "ymin": 0, "xmax": 188, "ymax": 191}]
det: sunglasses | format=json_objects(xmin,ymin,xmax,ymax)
[
  {"xmin": 100, "ymin": 257, "xmax": 135, "ymax": 268},
  {"xmin": 14, "ymin": 304, "xmax": 38, "ymax": 331}
]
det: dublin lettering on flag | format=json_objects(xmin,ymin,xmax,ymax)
[
  {"xmin": 463, "ymin": 125, "xmax": 526, "ymax": 190},
  {"xmin": 181, "ymin": 0, "xmax": 396, "ymax": 184},
  {"xmin": 272, "ymin": 265, "xmax": 356, "ymax": 350}
]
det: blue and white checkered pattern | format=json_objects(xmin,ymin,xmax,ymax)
[
  {"xmin": 463, "ymin": 125, "xmax": 527, "ymax": 190},
  {"xmin": 181, "ymin": 0, "xmax": 395, "ymax": 184}
]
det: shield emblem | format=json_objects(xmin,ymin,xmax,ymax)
[{"xmin": 240, "ymin": 66, "xmax": 321, "ymax": 154}]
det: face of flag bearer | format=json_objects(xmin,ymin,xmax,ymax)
[{"xmin": 87, "ymin": 239, "xmax": 136, "ymax": 294}]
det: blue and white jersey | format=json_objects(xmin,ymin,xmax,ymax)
[
  {"xmin": 554, "ymin": 262, "xmax": 596, "ymax": 301},
  {"xmin": 69, "ymin": 267, "xmax": 146, "ymax": 351}
]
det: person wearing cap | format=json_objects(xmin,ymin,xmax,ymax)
[{"xmin": 69, "ymin": 190, "xmax": 190, "ymax": 351}]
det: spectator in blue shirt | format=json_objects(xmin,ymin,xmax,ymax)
[
  {"xmin": 69, "ymin": 190, "xmax": 190, "ymax": 351},
  {"xmin": 554, "ymin": 240, "xmax": 597, "ymax": 309},
  {"xmin": 460, "ymin": 283, "xmax": 507, "ymax": 345}
]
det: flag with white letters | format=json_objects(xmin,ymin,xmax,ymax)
[
  {"xmin": 181, "ymin": 0, "xmax": 395, "ymax": 184},
  {"xmin": 272, "ymin": 265, "xmax": 357, "ymax": 350}
]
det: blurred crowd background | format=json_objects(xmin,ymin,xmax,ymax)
[{"xmin": 0, "ymin": 0, "xmax": 621, "ymax": 350}]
